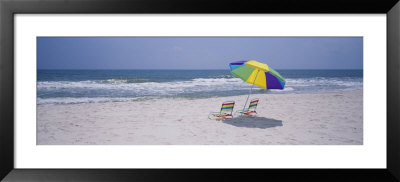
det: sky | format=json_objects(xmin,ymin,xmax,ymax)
[{"xmin": 37, "ymin": 37, "xmax": 363, "ymax": 70}]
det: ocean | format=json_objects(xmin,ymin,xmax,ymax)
[{"xmin": 37, "ymin": 69, "xmax": 363, "ymax": 105}]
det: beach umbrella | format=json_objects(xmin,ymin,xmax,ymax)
[{"xmin": 229, "ymin": 60, "xmax": 286, "ymax": 113}]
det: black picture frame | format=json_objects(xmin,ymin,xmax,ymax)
[{"xmin": 1, "ymin": 0, "xmax": 399, "ymax": 181}]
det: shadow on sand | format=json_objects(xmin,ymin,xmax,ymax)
[{"xmin": 222, "ymin": 116, "xmax": 283, "ymax": 129}]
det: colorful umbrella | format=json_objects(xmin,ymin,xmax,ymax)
[{"xmin": 229, "ymin": 60, "xmax": 286, "ymax": 113}]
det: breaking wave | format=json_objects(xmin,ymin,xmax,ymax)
[{"xmin": 37, "ymin": 76, "xmax": 362, "ymax": 105}]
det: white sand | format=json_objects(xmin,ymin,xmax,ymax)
[{"xmin": 37, "ymin": 90, "xmax": 363, "ymax": 145}]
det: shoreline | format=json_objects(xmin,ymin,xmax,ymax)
[
  {"xmin": 37, "ymin": 90, "xmax": 363, "ymax": 145},
  {"xmin": 37, "ymin": 89, "xmax": 363, "ymax": 106}
]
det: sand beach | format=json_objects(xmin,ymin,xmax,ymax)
[{"xmin": 37, "ymin": 90, "xmax": 363, "ymax": 145}]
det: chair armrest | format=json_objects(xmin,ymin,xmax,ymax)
[
  {"xmin": 208, "ymin": 111, "xmax": 221, "ymax": 119},
  {"xmin": 235, "ymin": 109, "xmax": 249, "ymax": 113}
]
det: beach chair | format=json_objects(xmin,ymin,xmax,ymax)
[
  {"xmin": 208, "ymin": 101, "xmax": 235, "ymax": 120},
  {"xmin": 235, "ymin": 98, "xmax": 259, "ymax": 117}
]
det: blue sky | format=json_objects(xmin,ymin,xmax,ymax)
[{"xmin": 37, "ymin": 37, "xmax": 363, "ymax": 70}]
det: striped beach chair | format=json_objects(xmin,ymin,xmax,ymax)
[
  {"xmin": 208, "ymin": 101, "xmax": 235, "ymax": 120},
  {"xmin": 236, "ymin": 98, "xmax": 259, "ymax": 117}
]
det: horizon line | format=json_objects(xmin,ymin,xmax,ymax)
[{"xmin": 37, "ymin": 68, "xmax": 364, "ymax": 70}]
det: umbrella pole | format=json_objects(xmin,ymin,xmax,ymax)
[{"xmin": 242, "ymin": 69, "xmax": 260, "ymax": 116}]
